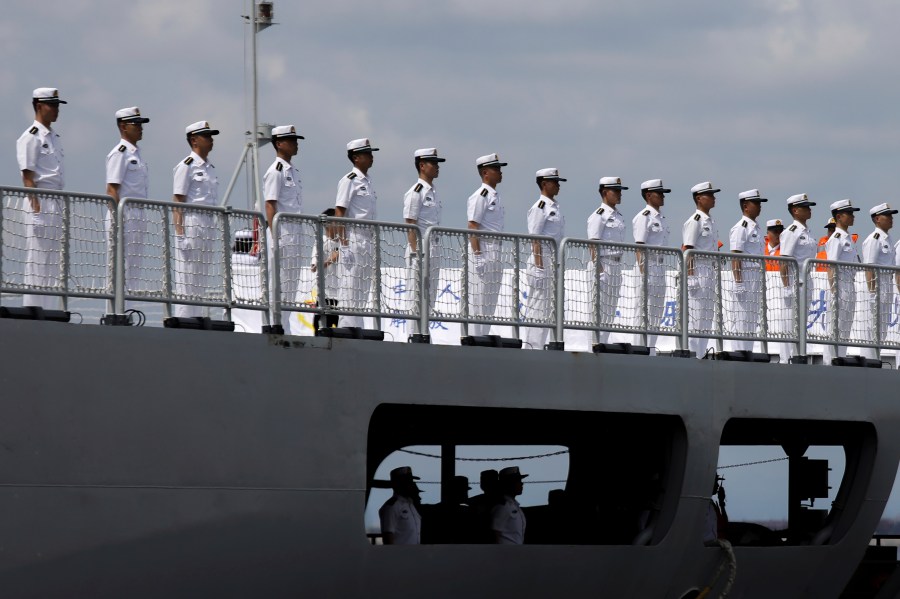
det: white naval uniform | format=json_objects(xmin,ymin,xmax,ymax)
[
  {"xmin": 632, "ymin": 206, "xmax": 670, "ymax": 349},
  {"xmin": 490, "ymin": 495, "xmax": 526, "ymax": 544},
  {"xmin": 728, "ymin": 216, "xmax": 764, "ymax": 351},
  {"xmin": 172, "ymin": 151, "xmax": 219, "ymax": 318},
  {"xmin": 587, "ymin": 203, "xmax": 626, "ymax": 343},
  {"xmin": 403, "ymin": 178, "xmax": 441, "ymax": 335},
  {"xmin": 860, "ymin": 228, "xmax": 895, "ymax": 358},
  {"xmin": 823, "ymin": 228, "xmax": 859, "ymax": 360},
  {"xmin": 522, "ymin": 195, "xmax": 565, "ymax": 349},
  {"xmin": 765, "ymin": 241, "xmax": 791, "ymax": 363},
  {"xmin": 683, "ymin": 210, "xmax": 719, "ymax": 357},
  {"xmin": 335, "ymin": 167, "xmax": 377, "ymax": 328},
  {"xmin": 467, "ymin": 183, "xmax": 504, "ymax": 336},
  {"xmin": 779, "ymin": 220, "xmax": 816, "ymax": 360},
  {"xmin": 17, "ymin": 120, "xmax": 65, "ymax": 309},
  {"xmin": 106, "ymin": 139, "xmax": 150, "ymax": 294},
  {"xmin": 264, "ymin": 156, "xmax": 303, "ymax": 331},
  {"xmin": 378, "ymin": 495, "xmax": 421, "ymax": 545}
]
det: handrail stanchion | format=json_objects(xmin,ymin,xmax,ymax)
[
  {"xmin": 61, "ymin": 196, "xmax": 70, "ymax": 312},
  {"xmin": 315, "ymin": 215, "xmax": 327, "ymax": 333},
  {"xmin": 270, "ymin": 213, "xmax": 283, "ymax": 333},
  {"xmin": 554, "ymin": 239, "xmax": 567, "ymax": 348},
  {"xmin": 419, "ymin": 228, "xmax": 431, "ymax": 339},
  {"xmin": 161, "ymin": 206, "xmax": 173, "ymax": 319},
  {"xmin": 875, "ymin": 266, "xmax": 882, "ymax": 360},
  {"xmin": 641, "ymin": 246, "xmax": 650, "ymax": 348},
  {"xmin": 681, "ymin": 250, "xmax": 691, "ymax": 353},
  {"xmin": 798, "ymin": 260, "xmax": 808, "ymax": 359},
  {"xmin": 256, "ymin": 214, "xmax": 271, "ymax": 328},
  {"xmin": 461, "ymin": 233, "xmax": 471, "ymax": 338},
  {"xmin": 513, "ymin": 236, "xmax": 520, "ymax": 340},
  {"xmin": 760, "ymin": 258, "xmax": 769, "ymax": 356},
  {"xmin": 374, "ymin": 223, "xmax": 383, "ymax": 331},
  {"xmin": 114, "ymin": 199, "xmax": 126, "ymax": 316},
  {"xmin": 222, "ymin": 208, "xmax": 234, "ymax": 323},
  {"xmin": 714, "ymin": 255, "xmax": 723, "ymax": 354}
]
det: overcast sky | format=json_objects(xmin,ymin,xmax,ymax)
[
  {"xmin": 5, "ymin": 0, "xmax": 900, "ymax": 235},
  {"xmin": 6, "ymin": 1, "xmax": 900, "ymax": 520}
]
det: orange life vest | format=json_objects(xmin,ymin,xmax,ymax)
[{"xmin": 764, "ymin": 242, "xmax": 781, "ymax": 272}]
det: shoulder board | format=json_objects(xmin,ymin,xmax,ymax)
[
  {"xmin": 118, "ymin": 145, "xmax": 126, "ymax": 152},
  {"xmin": 183, "ymin": 156, "xmax": 194, "ymax": 165},
  {"xmin": 480, "ymin": 188, "xmax": 489, "ymax": 197},
  {"xmin": 642, "ymin": 209, "xmax": 651, "ymax": 216},
  {"xmin": 741, "ymin": 220, "xmax": 748, "ymax": 228},
  {"xmin": 875, "ymin": 233, "xmax": 881, "ymax": 239},
  {"xmin": 414, "ymin": 183, "xmax": 423, "ymax": 192},
  {"xmin": 347, "ymin": 172, "xmax": 357, "ymax": 180},
  {"xmin": 276, "ymin": 162, "xmax": 283, "ymax": 172},
  {"xmin": 596, "ymin": 207, "xmax": 603, "ymax": 215},
  {"xmin": 538, "ymin": 200, "xmax": 546, "ymax": 209},
  {"xmin": 835, "ymin": 232, "xmax": 841, "ymax": 239},
  {"xmin": 693, "ymin": 214, "xmax": 701, "ymax": 221},
  {"xmin": 29, "ymin": 126, "xmax": 38, "ymax": 135},
  {"xmin": 788, "ymin": 225, "xmax": 797, "ymax": 232}
]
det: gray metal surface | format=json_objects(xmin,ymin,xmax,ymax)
[{"xmin": 0, "ymin": 318, "xmax": 898, "ymax": 597}]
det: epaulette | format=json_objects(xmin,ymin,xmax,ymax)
[
  {"xmin": 276, "ymin": 162, "xmax": 283, "ymax": 172},
  {"xmin": 642, "ymin": 209, "xmax": 651, "ymax": 216},
  {"xmin": 118, "ymin": 145, "xmax": 126, "ymax": 152},
  {"xmin": 414, "ymin": 183, "xmax": 423, "ymax": 192},
  {"xmin": 29, "ymin": 126, "xmax": 38, "ymax": 135},
  {"xmin": 480, "ymin": 188, "xmax": 488, "ymax": 197},
  {"xmin": 694, "ymin": 214, "xmax": 701, "ymax": 221},
  {"xmin": 741, "ymin": 220, "xmax": 748, "ymax": 228},
  {"xmin": 347, "ymin": 172, "xmax": 357, "ymax": 180},
  {"xmin": 596, "ymin": 207, "xmax": 605, "ymax": 215},
  {"xmin": 788, "ymin": 225, "xmax": 797, "ymax": 232},
  {"xmin": 874, "ymin": 233, "xmax": 881, "ymax": 240},
  {"xmin": 184, "ymin": 156, "xmax": 194, "ymax": 165},
  {"xmin": 538, "ymin": 200, "xmax": 546, "ymax": 209},
  {"xmin": 835, "ymin": 232, "xmax": 841, "ymax": 239}
]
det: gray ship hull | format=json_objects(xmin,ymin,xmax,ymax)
[{"xmin": 1, "ymin": 318, "xmax": 898, "ymax": 598}]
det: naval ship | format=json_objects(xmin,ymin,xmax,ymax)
[{"xmin": 1, "ymin": 175, "xmax": 900, "ymax": 599}]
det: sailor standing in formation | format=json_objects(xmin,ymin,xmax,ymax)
[
  {"xmin": 264, "ymin": 125, "xmax": 305, "ymax": 332},
  {"xmin": 778, "ymin": 194, "xmax": 817, "ymax": 360},
  {"xmin": 727, "ymin": 189, "xmax": 766, "ymax": 351},
  {"xmin": 587, "ymin": 177, "xmax": 627, "ymax": 345},
  {"xmin": 403, "ymin": 148, "xmax": 445, "ymax": 336},
  {"xmin": 522, "ymin": 168, "xmax": 567, "ymax": 350},
  {"xmin": 860, "ymin": 203, "xmax": 898, "ymax": 359},
  {"xmin": 682, "ymin": 181, "xmax": 720, "ymax": 357},
  {"xmin": 106, "ymin": 107, "xmax": 151, "ymax": 296},
  {"xmin": 823, "ymin": 199, "xmax": 860, "ymax": 362},
  {"xmin": 763, "ymin": 219, "xmax": 791, "ymax": 363},
  {"xmin": 335, "ymin": 138, "xmax": 379, "ymax": 328},
  {"xmin": 379, "ymin": 466, "xmax": 422, "ymax": 545},
  {"xmin": 172, "ymin": 121, "xmax": 220, "ymax": 318},
  {"xmin": 467, "ymin": 153, "xmax": 507, "ymax": 336},
  {"xmin": 17, "ymin": 88, "xmax": 67, "ymax": 310},
  {"xmin": 632, "ymin": 179, "xmax": 671, "ymax": 351}
]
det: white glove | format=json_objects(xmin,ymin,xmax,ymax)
[
  {"xmin": 340, "ymin": 245, "xmax": 356, "ymax": 268},
  {"xmin": 733, "ymin": 281, "xmax": 747, "ymax": 300},
  {"xmin": 473, "ymin": 253, "xmax": 485, "ymax": 276},
  {"xmin": 597, "ymin": 272, "xmax": 609, "ymax": 286},
  {"xmin": 407, "ymin": 252, "xmax": 422, "ymax": 268}
]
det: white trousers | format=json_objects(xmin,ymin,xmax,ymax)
[
  {"xmin": 595, "ymin": 257, "xmax": 623, "ymax": 344},
  {"xmin": 269, "ymin": 224, "xmax": 303, "ymax": 332},
  {"xmin": 467, "ymin": 243, "xmax": 502, "ymax": 336},
  {"xmin": 634, "ymin": 264, "xmax": 666, "ymax": 350},
  {"xmin": 730, "ymin": 267, "xmax": 762, "ymax": 352},
  {"xmin": 522, "ymin": 262, "xmax": 553, "ymax": 349},
  {"xmin": 175, "ymin": 214, "xmax": 216, "ymax": 318},
  {"xmin": 406, "ymin": 243, "xmax": 440, "ymax": 336},
  {"xmin": 338, "ymin": 235, "xmax": 374, "ymax": 328},
  {"xmin": 688, "ymin": 262, "xmax": 715, "ymax": 357},
  {"xmin": 23, "ymin": 208, "xmax": 64, "ymax": 309},
  {"xmin": 822, "ymin": 278, "xmax": 856, "ymax": 363}
]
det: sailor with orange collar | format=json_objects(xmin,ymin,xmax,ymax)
[{"xmin": 764, "ymin": 219, "xmax": 791, "ymax": 363}]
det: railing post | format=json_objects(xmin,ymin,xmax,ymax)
[
  {"xmin": 222, "ymin": 208, "xmax": 234, "ymax": 323},
  {"xmin": 641, "ymin": 247, "xmax": 650, "ymax": 348},
  {"xmin": 798, "ymin": 260, "xmax": 807, "ymax": 358},
  {"xmin": 315, "ymin": 215, "xmax": 327, "ymax": 331},
  {"xmin": 681, "ymin": 250, "xmax": 691, "ymax": 353},
  {"xmin": 760, "ymin": 258, "xmax": 769, "ymax": 356},
  {"xmin": 114, "ymin": 199, "xmax": 126, "ymax": 315},
  {"xmin": 418, "ymin": 227, "xmax": 431, "ymax": 338},
  {"xmin": 461, "ymin": 232, "xmax": 471, "ymax": 337},
  {"xmin": 373, "ymin": 222, "xmax": 383, "ymax": 331},
  {"xmin": 875, "ymin": 266, "xmax": 882, "ymax": 360},
  {"xmin": 513, "ymin": 235, "xmax": 520, "ymax": 340},
  {"xmin": 270, "ymin": 213, "xmax": 283, "ymax": 331},
  {"xmin": 162, "ymin": 205, "xmax": 173, "ymax": 319},
  {"xmin": 60, "ymin": 194, "xmax": 70, "ymax": 312},
  {"xmin": 256, "ymin": 213, "xmax": 270, "ymax": 327},
  {"xmin": 714, "ymin": 253, "xmax": 723, "ymax": 354},
  {"xmin": 555, "ymin": 239, "xmax": 566, "ymax": 346}
]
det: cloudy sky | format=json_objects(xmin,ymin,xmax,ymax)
[
  {"xmin": 6, "ymin": 1, "xmax": 900, "ymax": 520},
  {"xmin": 5, "ymin": 0, "xmax": 900, "ymax": 235}
]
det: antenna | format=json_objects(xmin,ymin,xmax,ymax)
[{"xmin": 221, "ymin": 0, "xmax": 277, "ymax": 213}]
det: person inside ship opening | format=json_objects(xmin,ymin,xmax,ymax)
[
  {"xmin": 379, "ymin": 466, "xmax": 422, "ymax": 545},
  {"xmin": 491, "ymin": 466, "xmax": 527, "ymax": 544},
  {"xmin": 469, "ymin": 469, "xmax": 501, "ymax": 543}
]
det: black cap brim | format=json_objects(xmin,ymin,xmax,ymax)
[
  {"xmin": 480, "ymin": 161, "xmax": 507, "ymax": 168},
  {"xmin": 643, "ymin": 187, "xmax": 670, "ymax": 193},
  {"xmin": 768, "ymin": 225, "xmax": 785, "ymax": 230},
  {"xmin": 543, "ymin": 177, "xmax": 567, "ymax": 182},
  {"xmin": 420, "ymin": 157, "xmax": 446, "ymax": 162},
  {"xmin": 875, "ymin": 210, "xmax": 900, "ymax": 216},
  {"xmin": 38, "ymin": 99, "xmax": 67, "ymax": 105},
  {"xmin": 694, "ymin": 188, "xmax": 721, "ymax": 196},
  {"xmin": 791, "ymin": 202, "xmax": 816, "ymax": 207},
  {"xmin": 121, "ymin": 117, "xmax": 150, "ymax": 124},
  {"xmin": 275, "ymin": 135, "xmax": 305, "ymax": 140},
  {"xmin": 602, "ymin": 185, "xmax": 629, "ymax": 190},
  {"xmin": 742, "ymin": 197, "xmax": 768, "ymax": 202},
  {"xmin": 836, "ymin": 208, "xmax": 861, "ymax": 213}
]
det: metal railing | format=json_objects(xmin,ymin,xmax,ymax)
[
  {"xmin": 682, "ymin": 250, "xmax": 802, "ymax": 354},
  {"xmin": 559, "ymin": 239, "xmax": 684, "ymax": 347},
  {"xmin": 420, "ymin": 227, "xmax": 559, "ymax": 338},
  {"xmin": 115, "ymin": 198, "xmax": 270, "ymax": 322},
  {"xmin": 272, "ymin": 214, "xmax": 422, "ymax": 330},
  {"xmin": 804, "ymin": 259, "xmax": 900, "ymax": 358},
  {"xmin": 0, "ymin": 185, "xmax": 116, "ymax": 310}
]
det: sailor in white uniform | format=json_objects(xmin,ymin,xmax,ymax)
[
  {"xmin": 335, "ymin": 138, "xmax": 379, "ymax": 328},
  {"xmin": 264, "ymin": 125, "xmax": 305, "ymax": 332},
  {"xmin": 467, "ymin": 153, "xmax": 506, "ymax": 336},
  {"xmin": 379, "ymin": 466, "xmax": 422, "ymax": 545},
  {"xmin": 17, "ymin": 87, "xmax": 67, "ymax": 309},
  {"xmin": 764, "ymin": 219, "xmax": 791, "ymax": 363},
  {"xmin": 779, "ymin": 193, "xmax": 818, "ymax": 361},
  {"xmin": 172, "ymin": 121, "xmax": 220, "ymax": 318},
  {"xmin": 823, "ymin": 199, "xmax": 860, "ymax": 362},
  {"xmin": 587, "ymin": 176, "xmax": 628, "ymax": 344},
  {"xmin": 522, "ymin": 168, "xmax": 566, "ymax": 350},
  {"xmin": 860, "ymin": 203, "xmax": 898, "ymax": 359},
  {"xmin": 728, "ymin": 189, "xmax": 767, "ymax": 351},
  {"xmin": 682, "ymin": 181, "xmax": 721, "ymax": 357},
  {"xmin": 491, "ymin": 466, "xmax": 527, "ymax": 544},
  {"xmin": 632, "ymin": 179, "xmax": 671, "ymax": 351},
  {"xmin": 403, "ymin": 148, "xmax": 445, "ymax": 336},
  {"xmin": 106, "ymin": 107, "xmax": 151, "ymax": 296}
]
